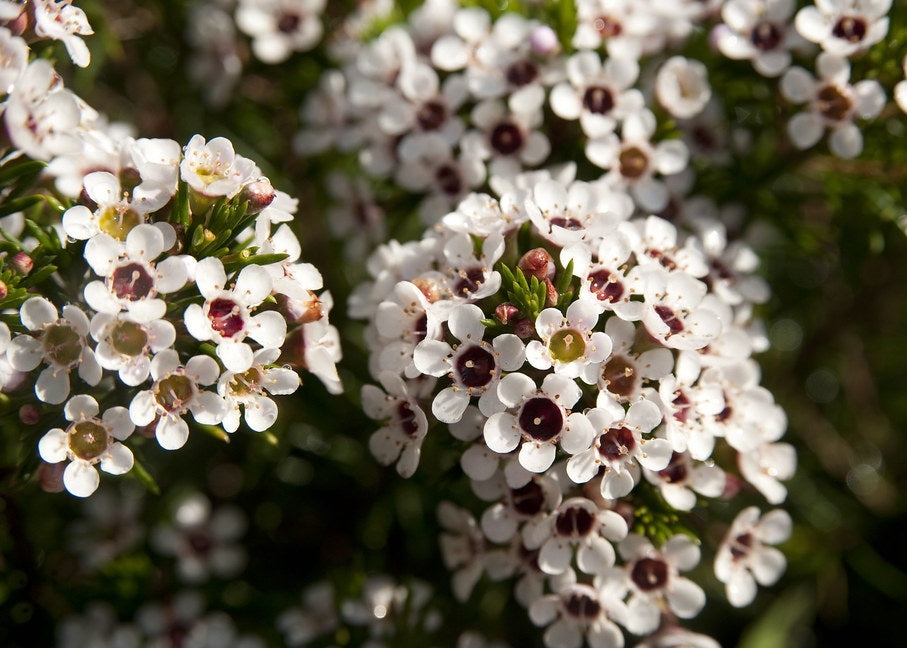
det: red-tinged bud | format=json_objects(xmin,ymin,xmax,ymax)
[
  {"xmin": 19, "ymin": 404, "xmax": 39, "ymax": 425},
  {"xmin": 495, "ymin": 302, "xmax": 521, "ymax": 325},
  {"xmin": 0, "ymin": 279, "xmax": 7, "ymax": 300},
  {"xmin": 240, "ymin": 178, "xmax": 276, "ymax": 215},
  {"xmin": 10, "ymin": 252, "xmax": 32, "ymax": 275},
  {"xmin": 544, "ymin": 278, "xmax": 558, "ymax": 307},
  {"xmin": 2, "ymin": 6, "xmax": 29, "ymax": 36},
  {"xmin": 530, "ymin": 25, "xmax": 560, "ymax": 55},
  {"xmin": 518, "ymin": 247, "xmax": 554, "ymax": 280},
  {"xmin": 721, "ymin": 473, "xmax": 742, "ymax": 499},
  {"xmin": 514, "ymin": 318, "xmax": 535, "ymax": 339},
  {"xmin": 37, "ymin": 461, "xmax": 65, "ymax": 493}
]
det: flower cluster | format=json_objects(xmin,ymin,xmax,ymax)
[{"xmin": 0, "ymin": 21, "xmax": 340, "ymax": 498}]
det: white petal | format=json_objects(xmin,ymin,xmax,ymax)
[
  {"xmin": 21, "ymin": 297, "xmax": 57, "ymax": 331},
  {"xmin": 244, "ymin": 395, "xmax": 278, "ymax": 431},
  {"xmin": 100, "ymin": 442, "xmax": 134, "ymax": 475},
  {"xmin": 432, "ymin": 387, "xmax": 470, "ymax": 424},
  {"xmin": 484, "ymin": 412, "xmax": 521, "ymax": 453},
  {"xmin": 667, "ymin": 577, "xmax": 706, "ymax": 618},
  {"xmin": 36, "ymin": 366, "xmax": 70, "ymax": 404},
  {"xmin": 38, "ymin": 428, "xmax": 69, "ymax": 463},
  {"xmin": 248, "ymin": 311, "xmax": 287, "ymax": 348},
  {"xmin": 787, "ymin": 112, "xmax": 824, "ymax": 149},
  {"xmin": 156, "ymin": 416, "xmax": 189, "ymax": 450},
  {"xmin": 63, "ymin": 461, "xmax": 100, "ymax": 497},
  {"xmin": 538, "ymin": 539, "xmax": 572, "ymax": 575},
  {"xmin": 519, "ymin": 441, "xmax": 556, "ymax": 473}
]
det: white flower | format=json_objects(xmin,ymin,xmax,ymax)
[
  {"xmin": 236, "ymin": 0, "xmax": 326, "ymax": 64},
  {"xmin": 180, "ymin": 134, "xmax": 259, "ymax": 198},
  {"xmin": 7, "ymin": 298, "xmax": 101, "ymax": 404},
  {"xmin": 83, "ymin": 224, "xmax": 187, "ymax": 322},
  {"xmin": 438, "ymin": 501, "xmax": 487, "ymax": 602},
  {"xmin": 479, "ymin": 473, "xmax": 562, "ymax": 544},
  {"xmin": 795, "ymin": 0, "xmax": 890, "ymax": 56},
  {"xmin": 715, "ymin": 0, "xmax": 800, "ymax": 77},
  {"xmin": 90, "ymin": 312, "xmax": 175, "ymax": 386},
  {"xmin": 37, "ymin": 395, "xmax": 134, "ymax": 497},
  {"xmin": 526, "ymin": 300, "xmax": 612, "ymax": 382},
  {"xmin": 442, "ymin": 231, "xmax": 504, "ymax": 301},
  {"xmin": 0, "ymin": 27, "xmax": 28, "ymax": 93},
  {"xmin": 529, "ymin": 581, "xmax": 628, "ymax": 648},
  {"xmin": 484, "ymin": 372, "xmax": 595, "ymax": 474},
  {"xmin": 642, "ymin": 449, "xmax": 726, "ymax": 511},
  {"xmin": 714, "ymin": 507, "xmax": 791, "ymax": 607},
  {"xmin": 638, "ymin": 267, "xmax": 722, "ymax": 351},
  {"xmin": 128, "ymin": 350, "xmax": 226, "ymax": 450},
  {"xmin": 413, "ymin": 303, "xmax": 525, "ymax": 424},
  {"xmin": 184, "ymin": 257, "xmax": 286, "ymax": 373},
  {"xmin": 364, "ymin": 372, "xmax": 433, "ymax": 478},
  {"xmin": 525, "ymin": 179, "xmax": 629, "ymax": 248},
  {"xmin": 550, "ymin": 51, "xmax": 643, "ymax": 139},
  {"xmin": 594, "ymin": 317, "xmax": 674, "ymax": 403},
  {"xmin": 738, "ymin": 441, "xmax": 797, "ymax": 504},
  {"xmin": 522, "ymin": 496, "xmax": 629, "ymax": 576},
  {"xmin": 614, "ymin": 534, "xmax": 705, "ymax": 635},
  {"xmin": 780, "ymin": 53, "xmax": 886, "ymax": 158},
  {"xmin": 655, "ymin": 56, "xmax": 711, "ymax": 120},
  {"xmin": 895, "ymin": 55, "xmax": 907, "ymax": 114},
  {"xmin": 462, "ymin": 99, "xmax": 550, "ymax": 179},
  {"xmin": 33, "ymin": 0, "xmax": 94, "ymax": 68},
  {"xmin": 567, "ymin": 399, "xmax": 672, "ymax": 499},
  {"xmin": 217, "ymin": 347, "xmax": 300, "ymax": 432}
]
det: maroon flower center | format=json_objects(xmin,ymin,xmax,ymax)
[
  {"xmin": 277, "ymin": 12, "xmax": 301, "ymax": 34},
  {"xmin": 659, "ymin": 452, "xmax": 688, "ymax": 484},
  {"xmin": 619, "ymin": 146, "xmax": 649, "ymax": 179},
  {"xmin": 730, "ymin": 532, "xmax": 754, "ymax": 559},
  {"xmin": 583, "ymin": 86, "xmax": 615, "ymax": 115},
  {"xmin": 490, "ymin": 122, "xmax": 524, "ymax": 156},
  {"xmin": 588, "ymin": 268, "xmax": 624, "ymax": 303},
  {"xmin": 750, "ymin": 20, "xmax": 782, "ymax": 50},
  {"xmin": 549, "ymin": 216, "xmax": 583, "ymax": 231},
  {"xmin": 412, "ymin": 313, "xmax": 428, "ymax": 343},
  {"xmin": 518, "ymin": 397, "xmax": 563, "ymax": 441},
  {"xmin": 207, "ymin": 298, "xmax": 246, "ymax": 338},
  {"xmin": 417, "ymin": 100, "xmax": 447, "ymax": 131},
  {"xmin": 631, "ymin": 557, "xmax": 669, "ymax": 592},
  {"xmin": 832, "ymin": 16, "xmax": 867, "ymax": 43},
  {"xmin": 396, "ymin": 401, "xmax": 420, "ymax": 437},
  {"xmin": 597, "ymin": 426, "xmax": 636, "ymax": 461},
  {"xmin": 672, "ymin": 390, "xmax": 691, "ymax": 424},
  {"xmin": 646, "ymin": 248, "xmax": 678, "ymax": 272},
  {"xmin": 454, "ymin": 345, "xmax": 496, "ymax": 388},
  {"xmin": 816, "ymin": 84, "xmax": 852, "ymax": 122},
  {"xmin": 603, "ymin": 356, "xmax": 636, "ymax": 399},
  {"xmin": 435, "ymin": 165, "xmax": 462, "ymax": 195},
  {"xmin": 555, "ymin": 506, "xmax": 595, "ymax": 537},
  {"xmin": 506, "ymin": 59, "xmax": 539, "ymax": 87},
  {"xmin": 511, "ymin": 481, "xmax": 546, "ymax": 516},
  {"xmin": 453, "ymin": 267, "xmax": 486, "ymax": 297},
  {"xmin": 564, "ymin": 590, "xmax": 601, "ymax": 620},
  {"xmin": 654, "ymin": 304, "xmax": 685, "ymax": 335},
  {"xmin": 111, "ymin": 262, "xmax": 155, "ymax": 301}
]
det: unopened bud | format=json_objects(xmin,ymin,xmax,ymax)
[
  {"xmin": 514, "ymin": 318, "xmax": 535, "ymax": 339},
  {"xmin": 544, "ymin": 278, "xmax": 558, "ymax": 307},
  {"xmin": 411, "ymin": 277, "xmax": 442, "ymax": 303},
  {"xmin": 495, "ymin": 302, "xmax": 521, "ymax": 325},
  {"xmin": 0, "ymin": 279, "xmax": 7, "ymax": 299},
  {"xmin": 19, "ymin": 404, "xmax": 40, "ymax": 425},
  {"xmin": 240, "ymin": 178, "xmax": 276, "ymax": 215},
  {"xmin": 530, "ymin": 25, "xmax": 560, "ymax": 55},
  {"xmin": 37, "ymin": 461, "xmax": 65, "ymax": 493},
  {"xmin": 721, "ymin": 473, "xmax": 742, "ymax": 499},
  {"xmin": 518, "ymin": 248, "xmax": 554, "ymax": 281},
  {"xmin": 10, "ymin": 252, "xmax": 32, "ymax": 275}
]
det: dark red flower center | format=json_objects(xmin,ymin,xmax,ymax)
[
  {"xmin": 518, "ymin": 397, "xmax": 563, "ymax": 441},
  {"xmin": 454, "ymin": 345, "xmax": 495, "ymax": 388}
]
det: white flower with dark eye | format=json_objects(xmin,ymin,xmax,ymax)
[
  {"xmin": 363, "ymin": 372, "xmax": 433, "ymax": 478},
  {"xmin": 484, "ymin": 372, "xmax": 595, "ymax": 474},
  {"xmin": 522, "ymin": 496, "xmax": 629, "ymax": 577},
  {"xmin": 7, "ymin": 297, "xmax": 101, "ymax": 404},
  {"xmin": 184, "ymin": 257, "xmax": 286, "ymax": 373},
  {"xmin": 612, "ymin": 534, "xmax": 705, "ymax": 635},
  {"xmin": 529, "ymin": 581, "xmax": 628, "ymax": 648},
  {"xmin": 128, "ymin": 350, "xmax": 226, "ymax": 450},
  {"xmin": 550, "ymin": 51, "xmax": 643, "ymax": 139},
  {"xmin": 896, "ymin": 56, "xmax": 907, "ymax": 114},
  {"xmin": 714, "ymin": 507, "xmax": 791, "ymax": 607},
  {"xmin": 461, "ymin": 99, "xmax": 550, "ymax": 178},
  {"xmin": 83, "ymin": 224, "xmax": 187, "ymax": 322},
  {"xmin": 795, "ymin": 0, "xmax": 890, "ymax": 56},
  {"xmin": 33, "ymin": 0, "xmax": 94, "ymax": 67},
  {"xmin": 217, "ymin": 347, "xmax": 300, "ymax": 433},
  {"xmin": 526, "ymin": 300, "xmax": 612, "ymax": 382},
  {"xmin": 780, "ymin": 53, "xmax": 885, "ymax": 159},
  {"xmin": 714, "ymin": 0, "xmax": 800, "ymax": 77},
  {"xmin": 236, "ymin": 0, "xmax": 326, "ymax": 64},
  {"xmin": 639, "ymin": 267, "xmax": 722, "ymax": 351},
  {"xmin": 738, "ymin": 440, "xmax": 797, "ymax": 504},
  {"xmin": 642, "ymin": 450, "xmax": 726, "ymax": 511},
  {"xmin": 594, "ymin": 317, "xmax": 674, "ymax": 402},
  {"xmin": 38, "ymin": 395, "xmax": 134, "ymax": 497},
  {"xmin": 442, "ymin": 231, "xmax": 504, "ymax": 301},
  {"xmin": 90, "ymin": 312, "xmax": 175, "ymax": 386},
  {"xmin": 567, "ymin": 399, "xmax": 672, "ymax": 498},
  {"xmin": 0, "ymin": 27, "xmax": 28, "ymax": 93},
  {"xmin": 413, "ymin": 303, "xmax": 524, "ymax": 424},
  {"xmin": 180, "ymin": 134, "xmax": 259, "ymax": 199},
  {"xmin": 438, "ymin": 501, "xmax": 487, "ymax": 603}
]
